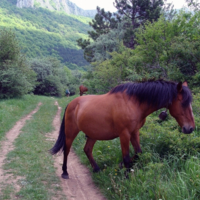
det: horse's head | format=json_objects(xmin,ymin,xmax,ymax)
[{"xmin": 169, "ymin": 82, "xmax": 195, "ymax": 134}]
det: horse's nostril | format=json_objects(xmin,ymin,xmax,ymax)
[
  {"xmin": 183, "ymin": 126, "xmax": 194, "ymax": 134},
  {"xmin": 189, "ymin": 127, "xmax": 194, "ymax": 133}
]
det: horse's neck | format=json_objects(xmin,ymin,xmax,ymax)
[{"xmin": 139, "ymin": 103, "xmax": 166, "ymax": 118}]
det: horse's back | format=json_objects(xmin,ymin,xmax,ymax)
[{"xmin": 65, "ymin": 93, "xmax": 141, "ymax": 140}]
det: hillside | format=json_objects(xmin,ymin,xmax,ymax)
[{"xmin": 0, "ymin": 0, "xmax": 93, "ymax": 70}]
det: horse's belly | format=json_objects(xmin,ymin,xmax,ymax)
[
  {"xmin": 79, "ymin": 120, "xmax": 118, "ymax": 140},
  {"xmin": 83, "ymin": 130, "xmax": 118, "ymax": 140}
]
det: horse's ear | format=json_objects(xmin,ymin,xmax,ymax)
[
  {"xmin": 182, "ymin": 81, "xmax": 188, "ymax": 87},
  {"xmin": 177, "ymin": 82, "xmax": 182, "ymax": 93}
]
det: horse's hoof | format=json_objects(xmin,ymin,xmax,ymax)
[
  {"xmin": 61, "ymin": 173, "xmax": 69, "ymax": 179},
  {"xmin": 93, "ymin": 168, "xmax": 100, "ymax": 173}
]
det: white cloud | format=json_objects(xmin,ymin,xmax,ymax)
[
  {"xmin": 70, "ymin": 0, "xmax": 117, "ymax": 12},
  {"xmin": 166, "ymin": 0, "xmax": 187, "ymax": 9},
  {"xmin": 70, "ymin": 0, "xmax": 187, "ymax": 12}
]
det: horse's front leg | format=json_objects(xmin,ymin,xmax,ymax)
[
  {"xmin": 119, "ymin": 130, "xmax": 131, "ymax": 171},
  {"xmin": 130, "ymin": 131, "xmax": 142, "ymax": 162},
  {"xmin": 119, "ymin": 130, "xmax": 142, "ymax": 169},
  {"xmin": 84, "ymin": 137, "xmax": 100, "ymax": 172}
]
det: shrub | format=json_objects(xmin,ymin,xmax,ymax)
[
  {"xmin": 30, "ymin": 57, "xmax": 68, "ymax": 96},
  {"xmin": 0, "ymin": 29, "xmax": 36, "ymax": 98}
]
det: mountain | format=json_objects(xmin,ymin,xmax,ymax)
[
  {"xmin": 0, "ymin": 0, "xmax": 94, "ymax": 70},
  {"xmin": 16, "ymin": 0, "xmax": 96, "ymax": 17}
]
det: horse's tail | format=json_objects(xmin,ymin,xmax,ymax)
[{"xmin": 49, "ymin": 106, "xmax": 67, "ymax": 155}]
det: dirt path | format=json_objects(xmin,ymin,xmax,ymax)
[
  {"xmin": 0, "ymin": 101, "xmax": 106, "ymax": 200},
  {"xmin": 0, "ymin": 102, "xmax": 42, "ymax": 195},
  {"xmin": 49, "ymin": 101, "xmax": 106, "ymax": 200}
]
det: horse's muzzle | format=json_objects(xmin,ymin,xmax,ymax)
[{"xmin": 183, "ymin": 126, "xmax": 194, "ymax": 134}]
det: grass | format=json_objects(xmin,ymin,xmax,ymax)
[
  {"xmin": 57, "ymin": 94, "xmax": 200, "ymax": 200},
  {"xmin": 0, "ymin": 94, "xmax": 44, "ymax": 141}
]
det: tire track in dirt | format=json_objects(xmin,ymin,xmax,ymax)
[
  {"xmin": 49, "ymin": 101, "xmax": 106, "ymax": 200},
  {"xmin": 0, "ymin": 102, "xmax": 42, "ymax": 196}
]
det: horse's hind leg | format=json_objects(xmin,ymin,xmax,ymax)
[
  {"xmin": 62, "ymin": 127, "xmax": 79, "ymax": 179},
  {"xmin": 62, "ymin": 143, "xmax": 69, "ymax": 179},
  {"xmin": 84, "ymin": 138, "xmax": 100, "ymax": 172}
]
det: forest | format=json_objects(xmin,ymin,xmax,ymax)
[
  {"xmin": 1, "ymin": 0, "xmax": 200, "ymax": 98},
  {"xmin": 78, "ymin": 0, "xmax": 200, "ymax": 95}
]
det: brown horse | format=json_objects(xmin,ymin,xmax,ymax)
[
  {"xmin": 50, "ymin": 80, "xmax": 195, "ymax": 179},
  {"xmin": 79, "ymin": 85, "xmax": 88, "ymax": 96}
]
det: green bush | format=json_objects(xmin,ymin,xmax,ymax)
[
  {"xmin": 35, "ymin": 75, "xmax": 63, "ymax": 96},
  {"xmin": 0, "ymin": 29, "xmax": 36, "ymax": 98},
  {"xmin": 30, "ymin": 57, "xmax": 69, "ymax": 96}
]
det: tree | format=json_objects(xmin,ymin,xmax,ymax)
[
  {"xmin": 86, "ymin": 20, "xmax": 127, "ymax": 62},
  {"xmin": 77, "ymin": 7, "xmax": 120, "ymax": 62},
  {"xmin": 84, "ymin": 44, "xmax": 140, "ymax": 93},
  {"xmin": 128, "ymin": 10, "xmax": 200, "ymax": 83},
  {"xmin": 77, "ymin": 0, "xmax": 165, "ymax": 63},
  {"xmin": 186, "ymin": 0, "xmax": 200, "ymax": 11},
  {"xmin": 29, "ymin": 57, "xmax": 68, "ymax": 96},
  {"xmin": 0, "ymin": 29, "xmax": 36, "ymax": 98},
  {"xmin": 114, "ymin": 0, "xmax": 164, "ymax": 48}
]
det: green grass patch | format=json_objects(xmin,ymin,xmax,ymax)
[
  {"xmin": 0, "ymin": 96, "xmax": 65, "ymax": 200},
  {"xmin": 0, "ymin": 94, "xmax": 46, "ymax": 141}
]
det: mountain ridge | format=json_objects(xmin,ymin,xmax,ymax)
[{"xmin": 16, "ymin": 0, "xmax": 96, "ymax": 17}]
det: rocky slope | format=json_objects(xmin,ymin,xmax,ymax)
[{"xmin": 16, "ymin": 0, "xmax": 96, "ymax": 17}]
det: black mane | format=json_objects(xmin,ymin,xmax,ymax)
[{"xmin": 110, "ymin": 79, "xmax": 192, "ymax": 109}]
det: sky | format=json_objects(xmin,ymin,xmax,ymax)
[{"xmin": 70, "ymin": 0, "xmax": 187, "ymax": 12}]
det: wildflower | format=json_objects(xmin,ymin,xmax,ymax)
[
  {"xmin": 131, "ymin": 169, "xmax": 134, "ymax": 172},
  {"xmin": 108, "ymin": 146, "xmax": 110, "ymax": 148},
  {"xmin": 107, "ymin": 188, "xmax": 109, "ymax": 190},
  {"xmin": 115, "ymin": 173, "xmax": 117, "ymax": 175}
]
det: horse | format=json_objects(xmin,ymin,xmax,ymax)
[
  {"xmin": 79, "ymin": 85, "xmax": 88, "ymax": 96},
  {"xmin": 50, "ymin": 79, "xmax": 195, "ymax": 179}
]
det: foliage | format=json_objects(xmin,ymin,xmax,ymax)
[
  {"xmin": 86, "ymin": 20, "xmax": 127, "ymax": 62},
  {"xmin": 29, "ymin": 57, "xmax": 68, "ymax": 97},
  {"xmin": 114, "ymin": 0, "xmax": 164, "ymax": 48},
  {"xmin": 0, "ymin": 29, "xmax": 36, "ymax": 98},
  {"xmin": 87, "ymin": 44, "xmax": 141, "ymax": 93},
  {"xmin": 78, "ymin": 0, "xmax": 165, "ymax": 62},
  {"xmin": 77, "ymin": 7, "xmax": 120, "ymax": 62},
  {"xmin": 133, "ymin": 10, "xmax": 200, "ymax": 84},
  {"xmin": 83, "ymin": 8, "xmax": 200, "ymax": 93}
]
